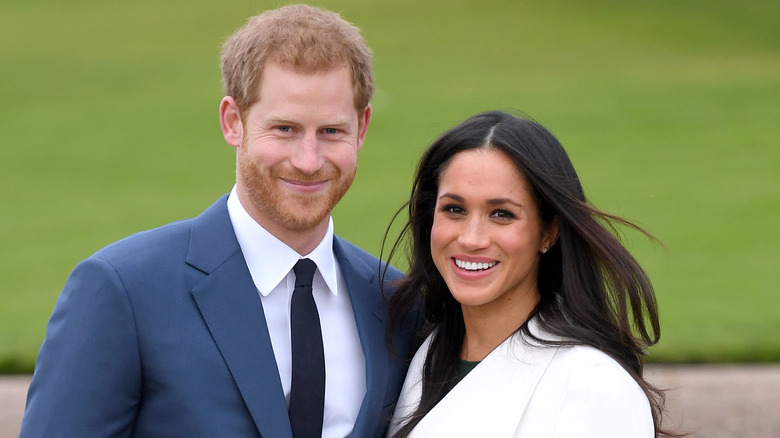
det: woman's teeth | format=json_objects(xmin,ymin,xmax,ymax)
[{"xmin": 455, "ymin": 259, "xmax": 497, "ymax": 271}]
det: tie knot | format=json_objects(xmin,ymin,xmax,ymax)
[{"xmin": 293, "ymin": 258, "xmax": 317, "ymax": 288}]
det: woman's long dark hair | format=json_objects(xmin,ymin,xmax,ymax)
[{"xmin": 385, "ymin": 111, "xmax": 679, "ymax": 437}]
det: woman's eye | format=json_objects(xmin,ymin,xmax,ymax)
[
  {"xmin": 491, "ymin": 209, "xmax": 516, "ymax": 220},
  {"xmin": 441, "ymin": 205, "xmax": 465, "ymax": 215}
]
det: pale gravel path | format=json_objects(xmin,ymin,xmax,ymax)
[
  {"xmin": 647, "ymin": 364, "xmax": 780, "ymax": 437},
  {"xmin": 2, "ymin": 365, "xmax": 780, "ymax": 437},
  {"xmin": 0, "ymin": 376, "xmax": 28, "ymax": 438}
]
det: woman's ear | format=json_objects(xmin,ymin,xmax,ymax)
[
  {"xmin": 219, "ymin": 96, "xmax": 243, "ymax": 147},
  {"xmin": 541, "ymin": 215, "xmax": 560, "ymax": 253}
]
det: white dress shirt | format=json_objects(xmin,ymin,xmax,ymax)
[{"xmin": 227, "ymin": 186, "xmax": 366, "ymax": 437}]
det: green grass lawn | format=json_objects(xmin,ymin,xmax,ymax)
[{"xmin": 1, "ymin": 0, "xmax": 778, "ymax": 372}]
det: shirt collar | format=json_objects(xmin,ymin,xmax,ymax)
[{"xmin": 227, "ymin": 185, "xmax": 340, "ymax": 297}]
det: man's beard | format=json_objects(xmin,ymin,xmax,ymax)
[{"xmin": 238, "ymin": 147, "xmax": 356, "ymax": 233}]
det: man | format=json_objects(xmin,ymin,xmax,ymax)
[{"xmin": 21, "ymin": 5, "xmax": 416, "ymax": 437}]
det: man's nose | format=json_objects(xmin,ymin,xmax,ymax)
[{"xmin": 290, "ymin": 132, "xmax": 325, "ymax": 175}]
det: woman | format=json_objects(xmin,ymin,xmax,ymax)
[{"xmin": 385, "ymin": 111, "xmax": 679, "ymax": 437}]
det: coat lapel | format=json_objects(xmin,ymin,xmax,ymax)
[
  {"xmin": 408, "ymin": 328, "xmax": 559, "ymax": 437},
  {"xmin": 334, "ymin": 237, "xmax": 391, "ymax": 438},
  {"xmin": 187, "ymin": 196, "xmax": 292, "ymax": 438}
]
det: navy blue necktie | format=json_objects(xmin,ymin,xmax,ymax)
[{"xmin": 289, "ymin": 258, "xmax": 325, "ymax": 437}]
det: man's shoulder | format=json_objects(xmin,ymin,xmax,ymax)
[
  {"xmin": 90, "ymin": 195, "xmax": 230, "ymax": 266},
  {"xmin": 332, "ymin": 235, "xmax": 374, "ymax": 261},
  {"xmin": 90, "ymin": 217, "xmax": 195, "ymax": 264},
  {"xmin": 333, "ymin": 235, "xmax": 403, "ymax": 281}
]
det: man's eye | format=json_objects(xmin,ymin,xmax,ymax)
[
  {"xmin": 323, "ymin": 128, "xmax": 338, "ymax": 134},
  {"xmin": 277, "ymin": 126, "xmax": 292, "ymax": 132}
]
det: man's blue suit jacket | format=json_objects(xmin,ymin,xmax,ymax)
[{"xmin": 21, "ymin": 195, "xmax": 416, "ymax": 437}]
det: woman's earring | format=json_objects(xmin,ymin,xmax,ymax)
[{"xmin": 541, "ymin": 246, "xmax": 548, "ymax": 254}]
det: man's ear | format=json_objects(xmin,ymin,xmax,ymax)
[
  {"xmin": 219, "ymin": 96, "xmax": 243, "ymax": 147},
  {"xmin": 356, "ymin": 104, "xmax": 372, "ymax": 151}
]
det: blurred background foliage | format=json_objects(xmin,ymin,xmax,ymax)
[{"xmin": 0, "ymin": 0, "xmax": 778, "ymax": 372}]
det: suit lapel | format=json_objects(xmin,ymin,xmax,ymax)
[
  {"xmin": 184, "ymin": 202, "xmax": 393, "ymax": 437},
  {"xmin": 187, "ymin": 196, "xmax": 293, "ymax": 438},
  {"xmin": 334, "ymin": 238, "xmax": 390, "ymax": 438}
]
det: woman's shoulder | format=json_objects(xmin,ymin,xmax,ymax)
[
  {"xmin": 551, "ymin": 344, "xmax": 640, "ymax": 389},
  {"xmin": 532, "ymin": 344, "xmax": 654, "ymax": 436},
  {"xmin": 525, "ymin": 320, "xmax": 639, "ymax": 385},
  {"xmin": 556, "ymin": 343, "xmax": 625, "ymax": 366},
  {"xmin": 540, "ymin": 343, "xmax": 651, "ymax": 423}
]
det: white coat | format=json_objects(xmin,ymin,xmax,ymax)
[{"xmin": 389, "ymin": 320, "xmax": 654, "ymax": 437}]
